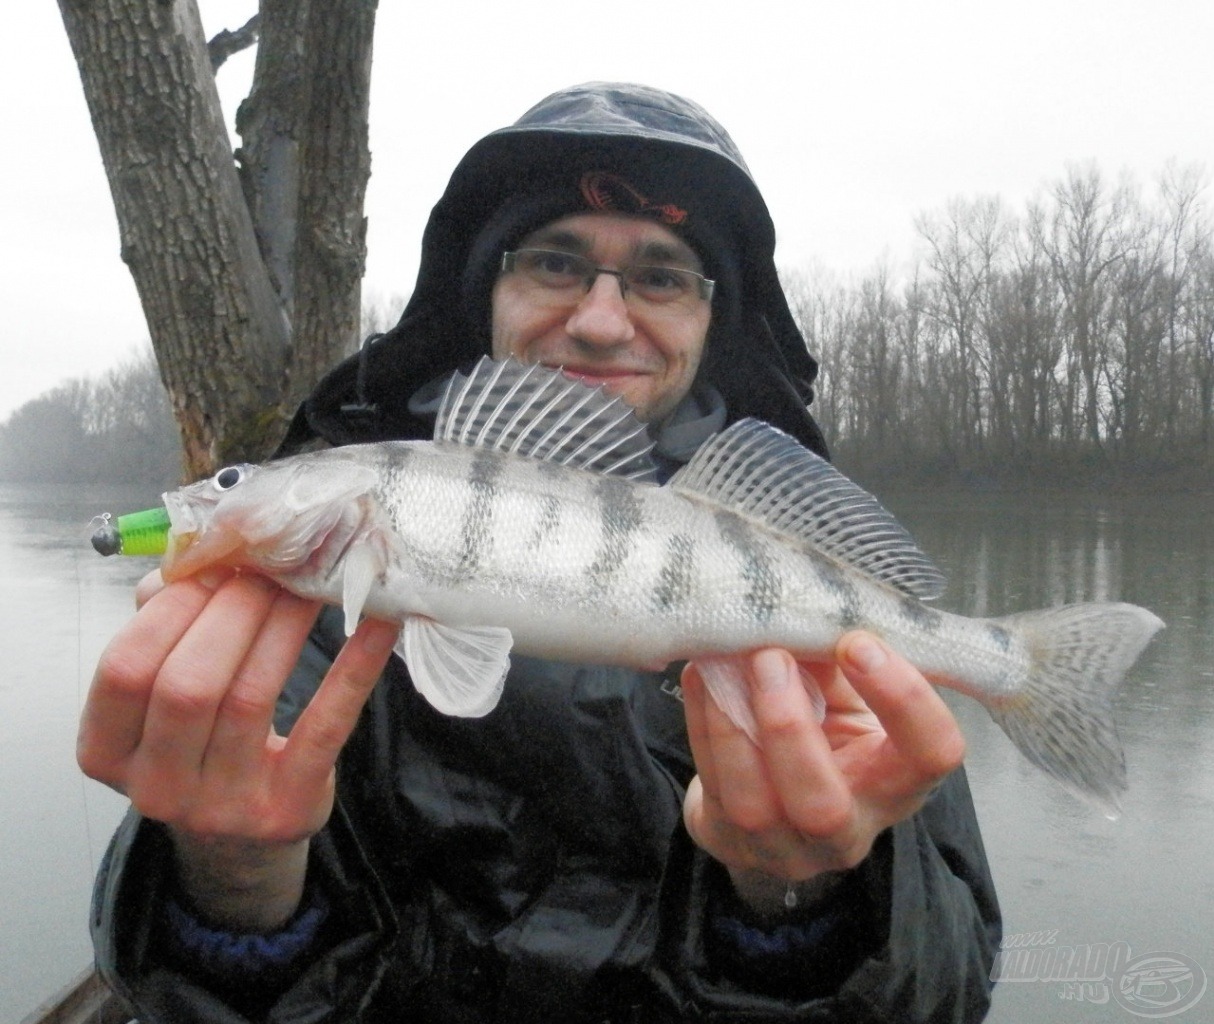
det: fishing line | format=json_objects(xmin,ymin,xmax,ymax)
[{"xmin": 73, "ymin": 546, "xmax": 100, "ymax": 881}]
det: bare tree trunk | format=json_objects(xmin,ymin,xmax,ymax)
[
  {"xmin": 1036, "ymin": 168, "xmax": 1125, "ymax": 454},
  {"xmin": 916, "ymin": 197, "xmax": 1009, "ymax": 464},
  {"xmin": 286, "ymin": 1, "xmax": 376, "ymax": 409},
  {"xmin": 237, "ymin": 0, "xmax": 377, "ymax": 408},
  {"xmin": 57, "ymin": 0, "xmax": 376, "ymax": 478}
]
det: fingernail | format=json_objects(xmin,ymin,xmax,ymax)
[{"xmin": 845, "ymin": 634, "xmax": 887, "ymax": 674}]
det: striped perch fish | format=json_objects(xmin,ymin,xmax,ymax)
[{"xmin": 131, "ymin": 357, "xmax": 1164, "ymax": 816}]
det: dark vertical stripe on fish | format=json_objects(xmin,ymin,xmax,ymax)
[
  {"xmin": 529, "ymin": 493, "xmax": 564, "ymax": 552},
  {"xmin": 590, "ymin": 476, "xmax": 643, "ymax": 580},
  {"xmin": 985, "ymin": 623, "xmax": 1013, "ymax": 652},
  {"xmin": 455, "ymin": 448, "xmax": 503, "ymax": 579},
  {"xmin": 654, "ymin": 533, "xmax": 696, "ymax": 611},
  {"xmin": 373, "ymin": 445, "xmax": 413, "ymax": 508},
  {"xmin": 897, "ymin": 592, "xmax": 944, "ymax": 634},
  {"xmin": 813, "ymin": 558, "xmax": 863, "ymax": 630},
  {"xmin": 714, "ymin": 510, "xmax": 780, "ymax": 623}
]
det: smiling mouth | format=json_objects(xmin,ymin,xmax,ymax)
[{"xmin": 556, "ymin": 365, "xmax": 647, "ymax": 386}]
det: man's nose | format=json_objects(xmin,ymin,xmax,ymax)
[{"xmin": 564, "ymin": 272, "xmax": 636, "ymax": 347}]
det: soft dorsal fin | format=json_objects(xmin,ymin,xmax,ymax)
[
  {"xmin": 671, "ymin": 419, "xmax": 947, "ymax": 600},
  {"xmin": 435, "ymin": 357, "xmax": 658, "ymax": 482}
]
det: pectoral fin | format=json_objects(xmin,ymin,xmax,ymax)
[
  {"xmin": 340, "ymin": 541, "xmax": 383, "ymax": 637},
  {"xmin": 398, "ymin": 617, "xmax": 513, "ymax": 717}
]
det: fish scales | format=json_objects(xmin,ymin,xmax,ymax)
[
  {"xmin": 115, "ymin": 357, "xmax": 1163, "ymax": 817},
  {"xmin": 363, "ymin": 443, "xmax": 786, "ymax": 660},
  {"xmin": 357, "ymin": 440, "xmax": 1034, "ymax": 690}
]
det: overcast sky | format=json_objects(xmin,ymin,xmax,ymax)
[{"xmin": 3, "ymin": 0, "xmax": 1211, "ymax": 422}]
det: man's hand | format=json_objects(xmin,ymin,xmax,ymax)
[
  {"xmin": 77, "ymin": 569, "xmax": 399, "ymax": 930},
  {"xmin": 681, "ymin": 633, "xmax": 966, "ymax": 917}
]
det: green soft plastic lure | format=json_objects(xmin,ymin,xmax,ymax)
[{"xmin": 91, "ymin": 507, "xmax": 171, "ymax": 557}]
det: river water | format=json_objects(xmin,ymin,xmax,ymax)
[{"xmin": 1, "ymin": 481, "xmax": 1212, "ymax": 1022}]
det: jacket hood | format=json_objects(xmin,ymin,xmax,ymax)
[{"xmin": 286, "ymin": 82, "xmax": 827, "ymax": 458}]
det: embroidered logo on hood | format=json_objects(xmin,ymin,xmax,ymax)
[{"xmin": 579, "ymin": 171, "xmax": 687, "ymax": 226}]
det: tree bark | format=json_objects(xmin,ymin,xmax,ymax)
[
  {"xmin": 251, "ymin": 0, "xmax": 377, "ymax": 414},
  {"xmin": 57, "ymin": 0, "xmax": 376, "ymax": 477}
]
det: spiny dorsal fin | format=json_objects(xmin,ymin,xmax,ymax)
[
  {"xmin": 671, "ymin": 419, "xmax": 947, "ymax": 600},
  {"xmin": 435, "ymin": 357, "xmax": 658, "ymax": 482}
]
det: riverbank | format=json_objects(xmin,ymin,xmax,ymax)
[{"xmin": 834, "ymin": 447, "xmax": 1214, "ymax": 496}]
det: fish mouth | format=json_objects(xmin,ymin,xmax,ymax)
[
  {"xmin": 159, "ymin": 493, "xmax": 247, "ymax": 581},
  {"xmin": 160, "ymin": 527, "xmax": 246, "ymax": 581}
]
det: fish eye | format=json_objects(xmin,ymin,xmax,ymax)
[{"xmin": 213, "ymin": 466, "xmax": 244, "ymax": 491}]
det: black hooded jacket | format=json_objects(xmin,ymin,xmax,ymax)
[
  {"xmin": 278, "ymin": 82, "xmax": 827, "ymax": 458},
  {"xmin": 90, "ymin": 83, "xmax": 1001, "ymax": 1023}
]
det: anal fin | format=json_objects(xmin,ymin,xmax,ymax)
[{"xmin": 696, "ymin": 655, "xmax": 826, "ymax": 744}]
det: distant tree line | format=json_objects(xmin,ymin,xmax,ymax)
[
  {"xmin": 789, "ymin": 163, "xmax": 1214, "ymax": 486},
  {"xmin": 6, "ymin": 163, "xmax": 1213, "ymax": 489},
  {"xmin": 0, "ymin": 297, "xmax": 407, "ymax": 485},
  {"xmin": 0, "ymin": 350, "xmax": 180, "ymax": 485}
]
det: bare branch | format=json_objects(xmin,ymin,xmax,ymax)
[{"xmin": 208, "ymin": 14, "xmax": 261, "ymax": 72}]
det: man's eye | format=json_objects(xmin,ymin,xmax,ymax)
[
  {"xmin": 631, "ymin": 266, "xmax": 690, "ymax": 294},
  {"xmin": 524, "ymin": 251, "xmax": 583, "ymax": 278}
]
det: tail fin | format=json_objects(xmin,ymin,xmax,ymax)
[{"xmin": 988, "ymin": 603, "xmax": 1164, "ymax": 819}]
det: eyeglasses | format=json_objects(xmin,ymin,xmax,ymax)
[{"xmin": 500, "ymin": 248, "xmax": 715, "ymax": 311}]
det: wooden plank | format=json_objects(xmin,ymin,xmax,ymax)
[{"xmin": 18, "ymin": 967, "xmax": 130, "ymax": 1024}]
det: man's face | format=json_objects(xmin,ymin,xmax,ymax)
[{"xmin": 490, "ymin": 212, "xmax": 712, "ymax": 423}]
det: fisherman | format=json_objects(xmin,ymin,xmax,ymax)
[{"xmin": 80, "ymin": 83, "xmax": 1001, "ymax": 1022}]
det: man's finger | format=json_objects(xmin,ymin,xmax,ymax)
[
  {"xmin": 680, "ymin": 665, "xmax": 721, "ymax": 799},
  {"xmin": 747, "ymin": 649, "xmax": 853, "ymax": 833},
  {"xmin": 283, "ymin": 618, "xmax": 400, "ymax": 797},
  {"xmin": 683, "ymin": 659, "xmax": 776, "ymax": 822},
  {"xmin": 206, "ymin": 592, "xmax": 323, "ymax": 770},
  {"xmin": 80, "ymin": 574, "xmax": 237, "ymax": 781},
  {"xmin": 836, "ymin": 632, "xmax": 966, "ymax": 779}
]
